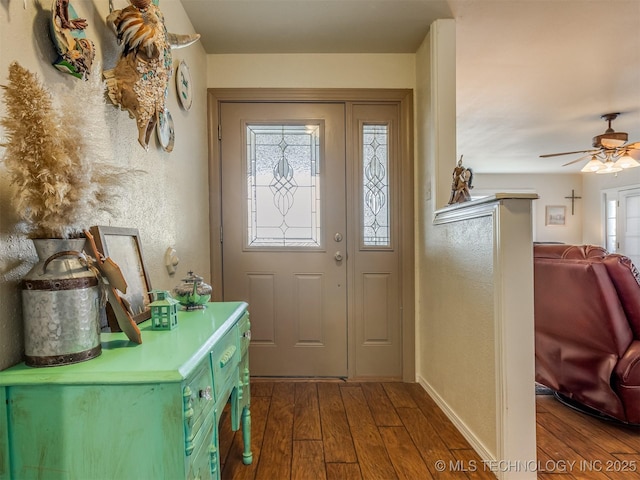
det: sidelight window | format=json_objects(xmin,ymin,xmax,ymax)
[{"xmin": 362, "ymin": 124, "xmax": 390, "ymax": 247}]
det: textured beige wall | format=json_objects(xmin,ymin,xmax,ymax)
[
  {"xmin": 0, "ymin": 0, "xmax": 209, "ymax": 369},
  {"xmin": 423, "ymin": 215, "xmax": 497, "ymax": 453}
]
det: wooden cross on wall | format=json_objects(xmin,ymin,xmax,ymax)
[{"xmin": 565, "ymin": 189, "xmax": 582, "ymax": 215}]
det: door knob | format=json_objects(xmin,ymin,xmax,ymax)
[{"xmin": 334, "ymin": 251, "xmax": 343, "ymax": 261}]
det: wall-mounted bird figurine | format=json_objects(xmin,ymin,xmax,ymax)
[
  {"xmin": 50, "ymin": 0, "xmax": 95, "ymax": 79},
  {"xmin": 104, "ymin": 0, "xmax": 200, "ymax": 150}
]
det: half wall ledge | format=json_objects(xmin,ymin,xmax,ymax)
[
  {"xmin": 433, "ymin": 193, "xmax": 539, "ymax": 225},
  {"xmin": 428, "ymin": 191, "xmax": 539, "ymax": 480}
]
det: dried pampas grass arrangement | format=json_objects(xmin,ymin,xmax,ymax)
[{"xmin": 1, "ymin": 61, "xmax": 133, "ymax": 238}]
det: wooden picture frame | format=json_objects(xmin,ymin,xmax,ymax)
[
  {"xmin": 545, "ymin": 205, "xmax": 566, "ymax": 226},
  {"xmin": 89, "ymin": 226, "xmax": 152, "ymax": 330}
]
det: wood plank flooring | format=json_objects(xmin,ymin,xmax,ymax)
[
  {"xmin": 218, "ymin": 381, "xmax": 640, "ymax": 480},
  {"xmin": 536, "ymin": 394, "xmax": 640, "ymax": 479},
  {"xmin": 219, "ymin": 380, "xmax": 493, "ymax": 480}
]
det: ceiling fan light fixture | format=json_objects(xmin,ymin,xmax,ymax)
[
  {"xmin": 592, "ymin": 113, "xmax": 628, "ymax": 148},
  {"xmin": 595, "ymin": 161, "xmax": 623, "ymax": 174},
  {"xmin": 613, "ymin": 153, "xmax": 640, "ymax": 169},
  {"xmin": 581, "ymin": 157, "xmax": 605, "ymax": 173},
  {"xmin": 543, "ymin": 113, "xmax": 638, "ymax": 174},
  {"xmin": 598, "ymin": 135, "xmax": 628, "ymax": 148}
]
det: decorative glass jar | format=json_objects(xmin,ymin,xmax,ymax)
[{"xmin": 173, "ymin": 271, "xmax": 212, "ymax": 310}]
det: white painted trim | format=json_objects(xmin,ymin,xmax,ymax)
[
  {"xmin": 492, "ymin": 199, "xmax": 537, "ymax": 480},
  {"xmin": 416, "ymin": 375, "xmax": 495, "ymax": 463},
  {"xmin": 434, "ymin": 193, "xmax": 538, "ymax": 225}
]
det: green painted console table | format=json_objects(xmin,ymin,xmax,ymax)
[{"xmin": 0, "ymin": 301, "xmax": 252, "ymax": 480}]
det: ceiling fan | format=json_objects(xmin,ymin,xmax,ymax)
[{"xmin": 540, "ymin": 113, "xmax": 640, "ymax": 173}]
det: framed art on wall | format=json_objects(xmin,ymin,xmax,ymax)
[
  {"xmin": 545, "ymin": 205, "xmax": 566, "ymax": 226},
  {"xmin": 89, "ymin": 226, "xmax": 153, "ymax": 330}
]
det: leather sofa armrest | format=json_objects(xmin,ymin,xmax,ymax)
[
  {"xmin": 603, "ymin": 254, "xmax": 640, "ymax": 338},
  {"xmin": 615, "ymin": 340, "xmax": 640, "ymax": 385},
  {"xmin": 614, "ymin": 340, "xmax": 640, "ymax": 423}
]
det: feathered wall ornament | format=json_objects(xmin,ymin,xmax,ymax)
[{"xmin": 104, "ymin": 0, "xmax": 200, "ymax": 150}]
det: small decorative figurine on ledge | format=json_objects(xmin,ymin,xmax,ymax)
[{"xmin": 448, "ymin": 155, "xmax": 474, "ymax": 205}]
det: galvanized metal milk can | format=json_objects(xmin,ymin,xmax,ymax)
[{"xmin": 22, "ymin": 238, "xmax": 102, "ymax": 367}]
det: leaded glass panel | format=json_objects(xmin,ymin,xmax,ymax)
[
  {"xmin": 362, "ymin": 124, "xmax": 390, "ymax": 246},
  {"xmin": 247, "ymin": 124, "xmax": 321, "ymax": 247}
]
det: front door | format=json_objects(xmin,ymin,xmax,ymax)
[
  {"xmin": 220, "ymin": 102, "xmax": 348, "ymax": 376},
  {"xmin": 217, "ymin": 94, "xmax": 410, "ymax": 379}
]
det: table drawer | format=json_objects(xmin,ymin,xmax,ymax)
[
  {"xmin": 211, "ymin": 327, "xmax": 239, "ymax": 400},
  {"xmin": 186, "ymin": 419, "xmax": 215, "ymax": 480},
  {"xmin": 183, "ymin": 360, "xmax": 214, "ymax": 455},
  {"xmin": 239, "ymin": 313, "xmax": 251, "ymax": 357}
]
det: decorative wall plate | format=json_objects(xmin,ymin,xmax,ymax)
[
  {"xmin": 157, "ymin": 108, "xmax": 175, "ymax": 153},
  {"xmin": 176, "ymin": 60, "xmax": 193, "ymax": 111}
]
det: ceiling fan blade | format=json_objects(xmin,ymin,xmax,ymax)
[
  {"xmin": 539, "ymin": 149, "xmax": 596, "ymax": 158},
  {"xmin": 562, "ymin": 154, "xmax": 592, "ymax": 167},
  {"xmin": 625, "ymin": 141, "xmax": 640, "ymax": 150}
]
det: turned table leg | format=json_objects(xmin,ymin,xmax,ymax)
[{"xmin": 241, "ymin": 405, "xmax": 252, "ymax": 465}]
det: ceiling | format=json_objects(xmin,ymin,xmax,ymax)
[{"xmin": 180, "ymin": 0, "xmax": 640, "ymax": 174}]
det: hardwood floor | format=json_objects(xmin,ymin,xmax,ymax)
[
  {"xmin": 218, "ymin": 381, "xmax": 640, "ymax": 479},
  {"xmin": 220, "ymin": 380, "xmax": 492, "ymax": 479},
  {"xmin": 536, "ymin": 394, "xmax": 640, "ymax": 479}
]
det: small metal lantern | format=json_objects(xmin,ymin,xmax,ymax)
[{"xmin": 149, "ymin": 290, "xmax": 179, "ymax": 330}]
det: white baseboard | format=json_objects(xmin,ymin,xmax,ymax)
[{"xmin": 416, "ymin": 375, "xmax": 495, "ymax": 464}]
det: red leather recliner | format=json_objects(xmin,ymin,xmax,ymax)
[{"xmin": 534, "ymin": 244, "xmax": 640, "ymax": 424}]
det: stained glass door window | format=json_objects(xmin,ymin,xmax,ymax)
[
  {"xmin": 246, "ymin": 124, "xmax": 321, "ymax": 248},
  {"xmin": 362, "ymin": 124, "xmax": 390, "ymax": 247}
]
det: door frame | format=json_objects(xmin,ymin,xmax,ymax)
[{"xmin": 207, "ymin": 88, "xmax": 415, "ymax": 381}]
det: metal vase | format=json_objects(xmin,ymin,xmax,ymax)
[{"xmin": 22, "ymin": 238, "xmax": 102, "ymax": 367}]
